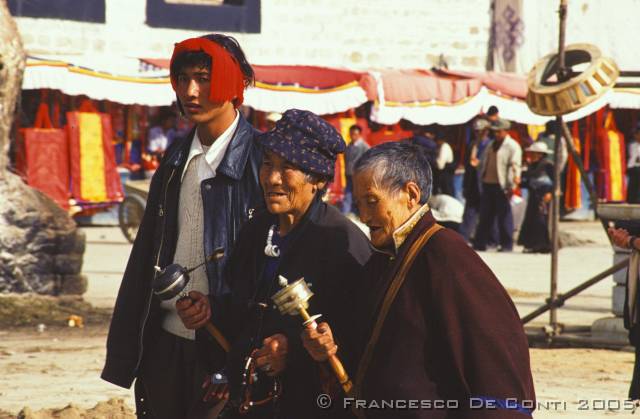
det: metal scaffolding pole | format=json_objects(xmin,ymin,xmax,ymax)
[{"xmin": 549, "ymin": 0, "xmax": 568, "ymax": 333}]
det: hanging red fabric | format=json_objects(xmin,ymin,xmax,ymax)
[
  {"xmin": 20, "ymin": 101, "xmax": 71, "ymax": 209},
  {"xmin": 596, "ymin": 110, "xmax": 627, "ymax": 202}
]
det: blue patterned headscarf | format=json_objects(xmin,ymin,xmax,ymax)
[{"xmin": 258, "ymin": 109, "xmax": 346, "ymax": 177}]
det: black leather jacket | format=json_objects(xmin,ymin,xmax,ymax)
[{"xmin": 101, "ymin": 115, "xmax": 264, "ymax": 388}]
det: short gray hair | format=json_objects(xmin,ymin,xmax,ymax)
[{"xmin": 353, "ymin": 141, "xmax": 433, "ymax": 204}]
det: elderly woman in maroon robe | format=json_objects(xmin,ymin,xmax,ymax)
[{"xmin": 302, "ymin": 141, "xmax": 535, "ymax": 418}]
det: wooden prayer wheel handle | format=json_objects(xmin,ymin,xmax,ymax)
[
  {"xmin": 204, "ymin": 321, "xmax": 231, "ymax": 353},
  {"xmin": 300, "ymin": 307, "xmax": 353, "ymax": 394}
]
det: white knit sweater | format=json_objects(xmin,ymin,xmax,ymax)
[{"xmin": 160, "ymin": 153, "xmax": 210, "ymax": 340}]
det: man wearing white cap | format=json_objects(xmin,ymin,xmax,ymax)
[{"xmin": 518, "ymin": 141, "xmax": 554, "ymax": 253}]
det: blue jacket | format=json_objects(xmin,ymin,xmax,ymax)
[{"xmin": 101, "ymin": 115, "xmax": 264, "ymax": 388}]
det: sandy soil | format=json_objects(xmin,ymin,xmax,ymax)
[
  {"xmin": 0, "ymin": 325, "xmax": 134, "ymax": 418},
  {"xmin": 0, "ymin": 324, "xmax": 636, "ymax": 418}
]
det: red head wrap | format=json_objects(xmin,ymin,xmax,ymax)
[{"xmin": 170, "ymin": 37, "xmax": 245, "ymax": 107}]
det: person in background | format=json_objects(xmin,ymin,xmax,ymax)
[
  {"xmin": 627, "ymin": 123, "xmax": 640, "ymax": 204},
  {"xmin": 460, "ymin": 118, "xmax": 491, "ymax": 242},
  {"xmin": 101, "ymin": 33, "xmax": 264, "ymax": 419},
  {"xmin": 411, "ymin": 124, "xmax": 439, "ymax": 186},
  {"xmin": 473, "ymin": 118, "xmax": 522, "ymax": 252},
  {"xmin": 518, "ymin": 142, "xmax": 554, "ymax": 253},
  {"xmin": 435, "ymin": 131, "xmax": 455, "ymax": 196},
  {"xmin": 486, "ymin": 105, "xmax": 500, "ymax": 122},
  {"xmin": 147, "ymin": 109, "xmax": 177, "ymax": 159},
  {"xmin": 342, "ymin": 124, "xmax": 369, "ymax": 214},
  {"xmin": 537, "ymin": 120, "xmax": 568, "ymax": 168}
]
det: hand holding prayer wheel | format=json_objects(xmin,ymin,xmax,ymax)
[
  {"xmin": 152, "ymin": 247, "xmax": 231, "ymax": 352},
  {"xmin": 271, "ymin": 276, "xmax": 352, "ymax": 394}
]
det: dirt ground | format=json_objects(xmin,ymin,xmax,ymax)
[
  {"xmin": 0, "ymin": 323, "xmax": 636, "ymax": 418},
  {"xmin": 0, "ymin": 222, "xmax": 637, "ymax": 418}
]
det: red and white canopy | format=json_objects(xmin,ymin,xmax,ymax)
[
  {"xmin": 366, "ymin": 68, "xmax": 613, "ymax": 126},
  {"xmin": 23, "ymin": 55, "xmax": 640, "ymax": 124}
]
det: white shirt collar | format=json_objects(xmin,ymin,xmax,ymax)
[{"xmin": 181, "ymin": 111, "xmax": 240, "ymax": 182}]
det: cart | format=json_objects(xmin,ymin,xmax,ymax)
[{"xmin": 118, "ymin": 179, "xmax": 150, "ymax": 243}]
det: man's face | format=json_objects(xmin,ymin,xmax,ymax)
[
  {"xmin": 353, "ymin": 170, "xmax": 415, "ymax": 249},
  {"xmin": 174, "ymin": 65, "xmax": 233, "ymax": 124},
  {"xmin": 350, "ymin": 128, "xmax": 362, "ymax": 142}
]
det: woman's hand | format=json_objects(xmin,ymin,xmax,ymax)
[
  {"xmin": 301, "ymin": 322, "xmax": 338, "ymax": 362},
  {"xmin": 254, "ymin": 334, "xmax": 288, "ymax": 377}
]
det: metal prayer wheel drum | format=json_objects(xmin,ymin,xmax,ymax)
[
  {"xmin": 151, "ymin": 247, "xmax": 225, "ymax": 301},
  {"xmin": 271, "ymin": 278, "xmax": 314, "ymax": 316},
  {"xmin": 526, "ymin": 43, "xmax": 619, "ymax": 116},
  {"xmin": 152, "ymin": 263, "xmax": 190, "ymax": 301}
]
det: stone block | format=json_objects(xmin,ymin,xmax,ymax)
[
  {"xmin": 60, "ymin": 274, "xmax": 88, "ymax": 295},
  {"xmin": 54, "ymin": 254, "xmax": 84, "ymax": 275},
  {"xmin": 612, "ymin": 284, "xmax": 625, "ymax": 317},
  {"xmin": 613, "ymin": 250, "xmax": 631, "ymax": 285},
  {"xmin": 58, "ymin": 230, "xmax": 86, "ymax": 254},
  {"xmin": 591, "ymin": 317, "xmax": 628, "ymax": 344}
]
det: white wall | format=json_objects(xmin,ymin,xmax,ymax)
[
  {"xmin": 14, "ymin": 0, "xmax": 492, "ymax": 71},
  {"xmin": 517, "ymin": 0, "xmax": 640, "ymax": 73}
]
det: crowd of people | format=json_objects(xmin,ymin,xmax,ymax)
[{"xmin": 102, "ymin": 33, "xmax": 537, "ymax": 418}]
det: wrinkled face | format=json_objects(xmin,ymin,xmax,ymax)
[
  {"xmin": 174, "ymin": 65, "xmax": 234, "ymax": 124},
  {"xmin": 353, "ymin": 170, "xmax": 415, "ymax": 249},
  {"xmin": 260, "ymin": 150, "xmax": 318, "ymax": 216}
]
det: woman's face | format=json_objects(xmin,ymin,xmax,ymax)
[
  {"xmin": 259, "ymin": 150, "xmax": 318, "ymax": 217},
  {"xmin": 353, "ymin": 170, "xmax": 417, "ymax": 249}
]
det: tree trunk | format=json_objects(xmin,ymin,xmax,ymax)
[
  {"xmin": 0, "ymin": 0, "xmax": 87, "ymax": 295},
  {"xmin": 0, "ymin": 0, "xmax": 25, "ymax": 171}
]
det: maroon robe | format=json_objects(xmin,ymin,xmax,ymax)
[{"xmin": 354, "ymin": 211, "xmax": 535, "ymax": 418}]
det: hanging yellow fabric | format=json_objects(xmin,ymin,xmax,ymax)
[
  {"xmin": 564, "ymin": 122, "xmax": 582, "ymax": 210},
  {"xmin": 602, "ymin": 112, "xmax": 626, "ymax": 202},
  {"xmin": 78, "ymin": 113, "xmax": 107, "ymax": 202}
]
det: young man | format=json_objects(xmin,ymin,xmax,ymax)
[{"xmin": 101, "ymin": 34, "xmax": 264, "ymax": 418}]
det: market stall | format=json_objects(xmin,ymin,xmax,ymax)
[{"xmin": 16, "ymin": 54, "xmax": 640, "ymax": 226}]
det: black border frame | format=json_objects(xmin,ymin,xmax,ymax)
[
  {"xmin": 146, "ymin": 0, "xmax": 261, "ymax": 33},
  {"xmin": 8, "ymin": 0, "xmax": 106, "ymax": 23}
]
